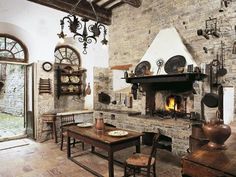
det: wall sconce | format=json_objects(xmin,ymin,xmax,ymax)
[{"xmin": 197, "ymin": 18, "xmax": 221, "ymax": 40}]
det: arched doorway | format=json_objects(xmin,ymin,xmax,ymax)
[{"xmin": 0, "ymin": 34, "xmax": 28, "ymax": 141}]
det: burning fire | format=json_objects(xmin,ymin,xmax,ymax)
[{"xmin": 165, "ymin": 97, "xmax": 179, "ymax": 111}]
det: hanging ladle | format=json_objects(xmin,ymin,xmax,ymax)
[{"xmin": 218, "ymin": 41, "xmax": 227, "ymax": 77}]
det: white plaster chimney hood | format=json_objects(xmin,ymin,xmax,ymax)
[{"xmin": 140, "ymin": 27, "xmax": 197, "ymax": 74}]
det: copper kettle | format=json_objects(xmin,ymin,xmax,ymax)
[{"xmin": 95, "ymin": 113, "xmax": 104, "ymax": 131}]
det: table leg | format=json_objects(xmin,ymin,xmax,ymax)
[
  {"xmin": 136, "ymin": 139, "xmax": 141, "ymax": 153},
  {"xmin": 136, "ymin": 139, "xmax": 141, "ymax": 173},
  {"xmin": 52, "ymin": 121, "xmax": 57, "ymax": 143},
  {"xmin": 108, "ymin": 150, "xmax": 114, "ymax": 177},
  {"xmin": 91, "ymin": 146, "xmax": 95, "ymax": 152},
  {"xmin": 67, "ymin": 136, "xmax": 71, "ymax": 158}
]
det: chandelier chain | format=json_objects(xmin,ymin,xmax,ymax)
[
  {"xmin": 69, "ymin": 0, "xmax": 83, "ymax": 15},
  {"xmin": 88, "ymin": 0, "xmax": 99, "ymax": 22}
]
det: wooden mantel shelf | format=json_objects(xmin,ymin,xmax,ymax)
[
  {"xmin": 125, "ymin": 73, "xmax": 207, "ymax": 84},
  {"xmin": 124, "ymin": 73, "xmax": 207, "ymax": 92}
]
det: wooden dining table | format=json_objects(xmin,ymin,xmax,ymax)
[{"xmin": 67, "ymin": 125, "xmax": 143, "ymax": 177}]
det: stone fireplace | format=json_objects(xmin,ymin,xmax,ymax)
[
  {"xmin": 93, "ymin": 69, "xmax": 206, "ymax": 156},
  {"xmin": 126, "ymin": 73, "xmax": 206, "ymax": 118}
]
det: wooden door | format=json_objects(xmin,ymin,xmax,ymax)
[{"xmin": 25, "ymin": 63, "xmax": 35, "ymax": 139}]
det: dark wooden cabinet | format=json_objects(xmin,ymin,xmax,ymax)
[{"xmin": 56, "ymin": 65, "xmax": 86, "ymax": 98}]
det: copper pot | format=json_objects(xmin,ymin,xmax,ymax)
[
  {"xmin": 202, "ymin": 120, "xmax": 231, "ymax": 150},
  {"xmin": 95, "ymin": 113, "xmax": 104, "ymax": 131}
]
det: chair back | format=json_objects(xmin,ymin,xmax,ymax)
[
  {"xmin": 148, "ymin": 133, "xmax": 160, "ymax": 166},
  {"xmin": 60, "ymin": 114, "xmax": 75, "ymax": 128}
]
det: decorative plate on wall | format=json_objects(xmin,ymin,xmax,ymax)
[
  {"xmin": 164, "ymin": 55, "xmax": 186, "ymax": 74},
  {"xmin": 70, "ymin": 76, "xmax": 80, "ymax": 83},
  {"xmin": 61, "ymin": 76, "xmax": 69, "ymax": 83},
  {"xmin": 134, "ymin": 61, "xmax": 151, "ymax": 76},
  {"xmin": 68, "ymin": 85, "xmax": 74, "ymax": 92}
]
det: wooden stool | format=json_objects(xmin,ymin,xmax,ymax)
[{"xmin": 42, "ymin": 113, "xmax": 57, "ymax": 143}]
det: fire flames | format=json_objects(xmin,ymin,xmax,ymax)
[{"xmin": 165, "ymin": 97, "xmax": 179, "ymax": 111}]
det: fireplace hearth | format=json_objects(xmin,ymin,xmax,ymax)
[
  {"xmin": 153, "ymin": 109, "xmax": 190, "ymax": 119},
  {"xmin": 151, "ymin": 90, "xmax": 195, "ymax": 119}
]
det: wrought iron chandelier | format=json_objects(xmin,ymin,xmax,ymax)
[{"xmin": 57, "ymin": 0, "xmax": 108, "ymax": 54}]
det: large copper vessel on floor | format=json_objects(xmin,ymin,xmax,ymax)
[{"xmin": 202, "ymin": 111, "xmax": 231, "ymax": 150}]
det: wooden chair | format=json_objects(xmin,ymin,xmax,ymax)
[
  {"xmin": 60, "ymin": 114, "xmax": 84, "ymax": 151},
  {"xmin": 124, "ymin": 133, "xmax": 160, "ymax": 177}
]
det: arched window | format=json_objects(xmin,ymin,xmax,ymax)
[
  {"xmin": 0, "ymin": 34, "xmax": 28, "ymax": 63},
  {"xmin": 54, "ymin": 45, "xmax": 81, "ymax": 66}
]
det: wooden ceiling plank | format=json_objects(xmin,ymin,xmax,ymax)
[
  {"xmin": 27, "ymin": 0, "xmax": 112, "ymax": 25},
  {"xmin": 93, "ymin": 0, "xmax": 102, "ymax": 3},
  {"xmin": 108, "ymin": 1, "xmax": 124, "ymax": 10},
  {"xmin": 100, "ymin": 0, "xmax": 116, "ymax": 8},
  {"xmin": 122, "ymin": 0, "xmax": 141, "ymax": 7}
]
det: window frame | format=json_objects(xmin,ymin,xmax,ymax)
[
  {"xmin": 0, "ymin": 34, "xmax": 28, "ymax": 63},
  {"xmin": 54, "ymin": 45, "xmax": 81, "ymax": 66}
]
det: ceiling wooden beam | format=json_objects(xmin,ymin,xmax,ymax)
[
  {"xmin": 109, "ymin": 1, "xmax": 125, "ymax": 10},
  {"xmin": 122, "ymin": 0, "xmax": 141, "ymax": 7},
  {"xmin": 27, "ymin": 0, "xmax": 112, "ymax": 25},
  {"xmin": 93, "ymin": 0, "xmax": 102, "ymax": 3},
  {"xmin": 100, "ymin": 0, "xmax": 116, "ymax": 8}
]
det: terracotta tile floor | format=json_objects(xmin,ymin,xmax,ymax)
[
  {"xmin": 0, "ymin": 139, "xmax": 182, "ymax": 177},
  {"xmin": 1, "ymin": 120, "xmax": 235, "ymax": 177}
]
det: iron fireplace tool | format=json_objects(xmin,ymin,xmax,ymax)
[
  {"xmin": 232, "ymin": 25, "xmax": 236, "ymax": 54},
  {"xmin": 218, "ymin": 41, "xmax": 227, "ymax": 76}
]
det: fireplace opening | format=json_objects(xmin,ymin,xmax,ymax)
[
  {"xmin": 142, "ymin": 132, "xmax": 172, "ymax": 152},
  {"xmin": 153, "ymin": 91, "xmax": 194, "ymax": 119},
  {"xmin": 165, "ymin": 95, "xmax": 182, "ymax": 112}
]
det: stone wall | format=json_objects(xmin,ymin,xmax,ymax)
[
  {"xmin": 36, "ymin": 61, "xmax": 55, "ymax": 140},
  {"xmin": 94, "ymin": 67, "xmax": 144, "ymax": 113},
  {"xmin": 109, "ymin": 0, "xmax": 236, "ymax": 115},
  {"xmin": 38, "ymin": 62, "xmax": 88, "ymax": 141},
  {"xmin": 0, "ymin": 64, "xmax": 24, "ymax": 116}
]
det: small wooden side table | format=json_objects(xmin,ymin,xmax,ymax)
[{"xmin": 42, "ymin": 113, "xmax": 57, "ymax": 143}]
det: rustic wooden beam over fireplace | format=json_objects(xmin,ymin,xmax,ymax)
[{"xmin": 125, "ymin": 73, "xmax": 207, "ymax": 85}]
